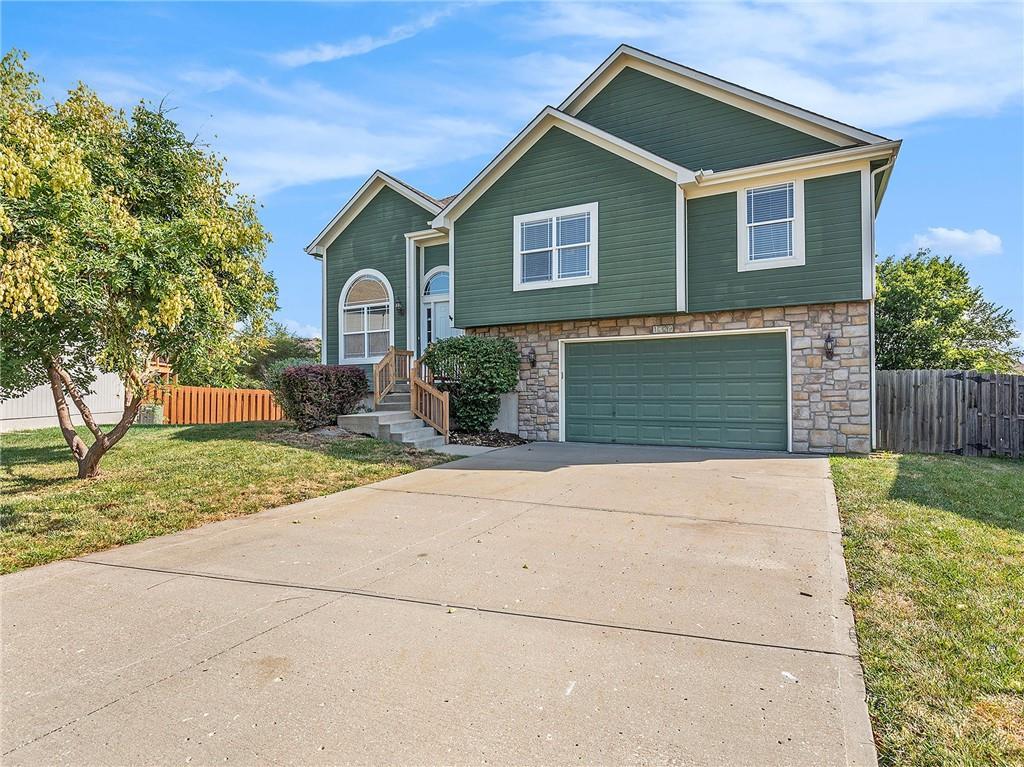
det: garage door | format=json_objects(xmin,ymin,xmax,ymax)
[{"xmin": 563, "ymin": 333, "xmax": 788, "ymax": 450}]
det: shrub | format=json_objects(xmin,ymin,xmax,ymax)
[
  {"xmin": 278, "ymin": 365, "xmax": 369, "ymax": 430},
  {"xmin": 421, "ymin": 336, "xmax": 519, "ymax": 432},
  {"xmin": 264, "ymin": 356, "xmax": 316, "ymax": 396}
]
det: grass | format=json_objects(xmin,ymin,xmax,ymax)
[
  {"xmin": 0, "ymin": 422, "xmax": 451, "ymax": 574},
  {"xmin": 830, "ymin": 452, "xmax": 1023, "ymax": 767}
]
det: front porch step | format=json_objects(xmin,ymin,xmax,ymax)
[
  {"xmin": 377, "ymin": 392, "xmax": 412, "ymax": 411},
  {"xmin": 337, "ymin": 409, "xmax": 444, "ymax": 451}
]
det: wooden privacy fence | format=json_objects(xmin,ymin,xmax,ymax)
[
  {"xmin": 877, "ymin": 369, "xmax": 1024, "ymax": 458},
  {"xmin": 145, "ymin": 385, "xmax": 284, "ymax": 425}
]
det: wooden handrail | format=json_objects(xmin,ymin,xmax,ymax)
[
  {"xmin": 410, "ymin": 357, "xmax": 450, "ymax": 442},
  {"xmin": 372, "ymin": 347, "xmax": 415, "ymax": 405}
]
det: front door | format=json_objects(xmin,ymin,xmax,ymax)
[{"xmin": 420, "ymin": 268, "xmax": 454, "ymax": 354}]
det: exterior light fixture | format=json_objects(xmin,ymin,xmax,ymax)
[
  {"xmin": 824, "ymin": 333, "xmax": 836, "ymax": 360},
  {"xmin": 525, "ymin": 348, "xmax": 537, "ymax": 368},
  {"xmin": 395, "ymin": 299, "xmax": 405, "ymax": 316}
]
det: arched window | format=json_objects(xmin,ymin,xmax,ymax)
[{"xmin": 340, "ymin": 270, "xmax": 393, "ymax": 363}]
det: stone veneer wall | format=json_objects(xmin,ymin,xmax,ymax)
[{"xmin": 469, "ymin": 302, "xmax": 872, "ymax": 453}]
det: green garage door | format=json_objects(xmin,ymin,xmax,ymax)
[{"xmin": 564, "ymin": 333, "xmax": 788, "ymax": 450}]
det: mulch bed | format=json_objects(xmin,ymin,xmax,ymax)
[{"xmin": 449, "ymin": 430, "xmax": 530, "ymax": 447}]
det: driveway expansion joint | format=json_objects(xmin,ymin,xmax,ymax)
[
  {"xmin": 367, "ymin": 486, "xmax": 842, "ymax": 535},
  {"xmin": 72, "ymin": 558, "xmax": 859, "ymax": 661}
]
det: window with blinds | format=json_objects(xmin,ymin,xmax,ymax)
[{"xmin": 513, "ymin": 202, "xmax": 598, "ymax": 290}]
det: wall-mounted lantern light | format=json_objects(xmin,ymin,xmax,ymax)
[
  {"xmin": 824, "ymin": 333, "xmax": 836, "ymax": 360},
  {"xmin": 525, "ymin": 347, "xmax": 537, "ymax": 368},
  {"xmin": 395, "ymin": 299, "xmax": 405, "ymax": 316}
]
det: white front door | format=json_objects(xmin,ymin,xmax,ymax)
[{"xmin": 420, "ymin": 268, "xmax": 455, "ymax": 354}]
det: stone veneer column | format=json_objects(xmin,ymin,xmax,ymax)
[{"xmin": 469, "ymin": 302, "xmax": 872, "ymax": 453}]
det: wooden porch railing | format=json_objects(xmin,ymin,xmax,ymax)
[
  {"xmin": 372, "ymin": 347, "xmax": 414, "ymax": 405},
  {"xmin": 411, "ymin": 357, "xmax": 450, "ymax": 442}
]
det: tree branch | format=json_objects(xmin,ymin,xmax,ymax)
[
  {"xmin": 104, "ymin": 386, "xmax": 144, "ymax": 451},
  {"xmin": 55, "ymin": 366, "xmax": 105, "ymax": 442},
  {"xmin": 45, "ymin": 361, "xmax": 88, "ymax": 462}
]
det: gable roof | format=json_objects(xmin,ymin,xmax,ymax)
[
  {"xmin": 431, "ymin": 107, "xmax": 695, "ymax": 229},
  {"xmin": 305, "ymin": 170, "xmax": 442, "ymax": 256},
  {"xmin": 560, "ymin": 45, "xmax": 890, "ymax": 148}
]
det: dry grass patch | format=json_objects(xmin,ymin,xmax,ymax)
[{"xmin": 1, "ymin": 422, "xmax": 451, "ymax": 574}]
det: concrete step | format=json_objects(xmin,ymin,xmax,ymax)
[
  {"xmin": 388, "ymin": 425, "xmax": 437, "ymax": 444},
  {"xmin": 337, "ymin": 405, "xmax": 443, "ymax": 450},
  {"xmin": 408, "ymin": 434, "xmax": 445, "ymax": 450},
  {"xmin": 338, "ymin": 410, "xmax": 413, "ymax": 438},
  {"xmin": 377, "ymin": 400, "xmax": 412, "ymax": 411},
  {"xmin": 378, "ymin": 418, "xmax": 425, "ymax": 441}
]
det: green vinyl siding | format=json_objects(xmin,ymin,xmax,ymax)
[
  {"xmin": 564, "ymin": 334, "xmax": 788, "ymax": 450},
  {"xmin": 687, "ymin": 171, "xmax": 864, "ymax": 312},
  {"xmin": 325, "ymin": 186, "xmax": 434, "ymax": 374},
  {"xmin": 422, "ymin": 244, "xmax": 449, "ymax": 274},
  {"xmin": 454, "ymin": 127, "xmax": 678, "ymax": 328},
  {"xmin": 577, "ymin": 67, "xmax": 836, "ymax": 172}
]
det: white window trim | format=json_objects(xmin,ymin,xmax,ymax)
[
  {"xmin": 338, "ymin": 268, "xmax": 394, "ymax": 365},
  {"xmin": 736, "ymin": 180, "xmax": 805, "ymax": 272},
  {"xmin": 512, "ymin": 202, "xmax": 599, "ymax": 291}
]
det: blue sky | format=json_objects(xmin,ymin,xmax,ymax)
[{"xmin": 5, "ymin": 1, "xmax": 1023, "ymax": 338}]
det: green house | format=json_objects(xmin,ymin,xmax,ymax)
[{"xmin": 307, "ymin": 45, "xmax": 900, "ymax": 454}]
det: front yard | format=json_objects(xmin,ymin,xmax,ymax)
[
  {"xmin": 831, "ymin": 453, "xmax": 1023, "ymax": 767},
  {"xmin": 0, "ymin": 422, "xmax": 449, "ymax": 574}
]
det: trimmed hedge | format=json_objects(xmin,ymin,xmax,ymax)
[
  {"xmin": 421, "ymin": 336, "xmax": 519, "ymax": 432},
  {"xmin": 278, "ymin": 364, "xmax": 369, "ymax": 430},
  {"xmin": 263, "ymin": 356, "xmax": 317, "ymax": 393}
]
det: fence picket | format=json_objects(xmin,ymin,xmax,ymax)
[
  {"xmin": 144, "ymin": 385, "xmax": 285, "ymax": 426},
  {"xmin": 876, "ymin": 369, "xmax": 1024, "ymax": 458}
]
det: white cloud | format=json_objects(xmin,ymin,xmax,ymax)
[
  {"xmin": 273, "ymin": 7, "xmax": 457, "ymax": 67},
  {"xmin": 913, "ymin": 227, "xmax": 1003, "ymax": 257},
  {"xmin": 514, "ymin": 2, "xmax": 1024, "ymax": 132},
  {"xmin": 210, "ymin": 108, "xmax": 503, "ymax": 196},
  {"xmin": 280, "ymin": 318, "xmax": 321, "ymax": 339}
]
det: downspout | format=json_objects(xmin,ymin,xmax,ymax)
[{"xmin": 867, "ymin": 157, "xmax": 894, "ymax": 450}]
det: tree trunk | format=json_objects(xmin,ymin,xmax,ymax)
[{"xmin": 46, "ymin": 359, "xmax": 144, "ymax": 479}]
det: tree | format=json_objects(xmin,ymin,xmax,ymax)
[
  {"xmin": 0, "ymin": 51, "xmax": 277, "ymax": 477},
  {"xmin": 875, "ymin": 250, "xmax": 1021, "ymax": 371},
  {"xmin": 232, "ymin": 321, "xmax": 319, "ymax": 388}
]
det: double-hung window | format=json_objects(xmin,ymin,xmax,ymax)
[
  {"xmin": 513, "ymin": 202, "xmax": 598, "ymax": 290},
  {"xmin": 737, "ymin": 181, "xmax": 805, "ymax": 271}
]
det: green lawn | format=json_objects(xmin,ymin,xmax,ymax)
[
  {"xmin": 830, "ymin": 453, "xmax": 1023, "ymax": 767},
  {"xmin": 0, "ymin": 422, "xmax": 450, "ymax": 574}
]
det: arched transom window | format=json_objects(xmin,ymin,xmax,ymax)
[{"xmin": 341, "ymin": 271, "xmax": 393, "ymax": 362}]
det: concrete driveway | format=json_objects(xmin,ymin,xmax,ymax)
[{"xmin": 1, "ymin": 442, "xmax": 875, "ymax": 766}]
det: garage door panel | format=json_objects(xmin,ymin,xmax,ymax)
[{"xmin": 565, "ymin": 334, "xmax": 788, "ymax": 451}]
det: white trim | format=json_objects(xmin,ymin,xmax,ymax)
[
  {"xmin": 306, "ymin": 171, "xmax": 440, "ymax": 255},
  {"xmin": 405, "ymin": 238, "xmax": 417, "ymax": 353},
  {"xmin": 338, "ymin": 268, "xmax": 395, "ymax": 365},
  {"xmin": 676, "ymin": 186, "xmax": 686, "ymax": 312},
  {"xmin": 449, "ymin": 227, "xmax": 457, "ymax": 328},
  {"xmin": 559, "ymin": 45, "xmax": 889, "ymax": 147},
  {"xmin": 431, "ymin": 108, "xmax": 695, "ymax": 229},
  {"xmin": 860, "ymin": 168, "xmax": 873, "ymax": 300},
  {"xmin": 869, "ymin": 300, "xmax": 877, "ymax": 451},
  {"xmin": 320, "ymin": 250, "xmax": 328, "ymax": 363},
  {"xmin": 512, "ymin": 202, "xmax": 599, "ymax": 291},
  {"xmin": 686, "ymin": 142, "xmax": 900, "ymax": 193},
  {"xmin": 422, "ymin": 264, "xmax": 450, "ymax": 289},
  {"xmin": 557, "ymin": 327, "xmax": 793, "ymax": 452},
  {"xmin": 737, "ymin": 181, "xmax": 805, "ymax": 272},
  {"xmin": 688, "ymin": 157, "xmax": 872, "ymax": 201}
]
